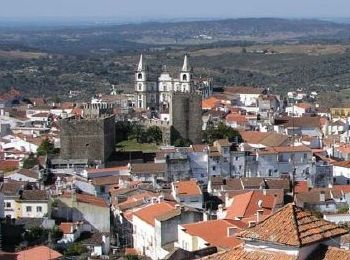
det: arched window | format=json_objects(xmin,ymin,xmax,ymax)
[
  {"xmin": 138, "ymin": 73, "xmax": 142, "ymax": 80},
  {"xmin": 182, "ymin": 74, "xmax": 187, "ymax": 81},
  {"xmin": 138, "ymin": 84, "xmax": 142, "ymax": 91}
]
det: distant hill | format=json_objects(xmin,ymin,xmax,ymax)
[{"xmin": 1, "ymin": 18, "xmax": 350, "ymax": 55}]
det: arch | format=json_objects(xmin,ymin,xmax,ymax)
[
  {"xmin": 138, "ymin": 73, "xmax": 142, "ymax": 80},
  {"xmin": 182, "ymin": 74, "xmax": 187, "ymax": 81}
]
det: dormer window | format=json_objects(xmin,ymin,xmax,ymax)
[{"xmin": 138, "ymin": 73, "xmax": 142, "ymax": 80}]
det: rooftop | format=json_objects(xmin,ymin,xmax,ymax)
[
  {"xmin": 181, "ymin": 219, "xmax": 246, "ymax": 249},
  {"xmin": 174, "ymin": 180, "xmax": 202, "ymax": 197},
  {"xmin": 133, "ymin": 201, "xmax": 176, "ymax": 226},
  {"xmin": 237, "ymin": 203, "xmax": 348, "ymax": 247}
]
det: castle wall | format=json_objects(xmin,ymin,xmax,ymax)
[
  {"xmin": 170, "ymin": 92, "xmax": 202, "ymax": 144},
  {"xmin": 60, "ymin": 115, "xmax": 115, "ymax": 163}
]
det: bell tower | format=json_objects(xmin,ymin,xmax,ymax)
[
  {"xmin": 180, "ymin": 54, "xmax": 193, "ymax": 92},
  {"xmin": 135, "ymin": 54, "xmax": 148, "ymax": 109}
]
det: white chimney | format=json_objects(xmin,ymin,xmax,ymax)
[
  {"xmin": 320, "ymin": 191, "xmax": 326, "ymax": 202},
  {"xmin": 248, "ymin": 221, "xmax": 256, "ymax": 228}
]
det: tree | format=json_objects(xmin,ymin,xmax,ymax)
[
  {"xmin": 23, "ymin": 153, "xmax": 38, "ymax": 169},
  {"xmin": 203, "ymin": 122, "xmax": 242, "ymax": 144},
  {"xmin": 146, "ymin": 126, "xmax": 163, "ymax": 144},
  {"xmin": 65, "ymin": 243, "xmax": 88, "ymax": 256},
  {"xmin": 37, "ymin": 138, "xmax": 57, "ymax": 156}
]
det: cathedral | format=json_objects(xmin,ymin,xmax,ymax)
[{"xmin": 135, "ymin": 54, "xmax": 212, "ymax": 110}]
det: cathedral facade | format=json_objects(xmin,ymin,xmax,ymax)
[{"xmin": 134, "ymin": 54, "xmax": 212, "ymax": 110}]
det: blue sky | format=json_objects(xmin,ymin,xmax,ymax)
[{"xmin": 0, "ymin": 0, "xmax": 350, "ymax": 20}]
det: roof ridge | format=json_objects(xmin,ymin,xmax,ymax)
[
  {"xmin": 242, "ymin": 191, "xmax": 254, "ymax": 217},
  {"xmin": 291, "ymin": 204, "xmax": 303, "ymax": 247}
]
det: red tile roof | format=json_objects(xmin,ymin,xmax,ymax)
[
  {"xmin": 76, "ymin": 193, "xmax": 108, "ymax": 207},
  {"xmin": 0, "ymin": 245, "xmax": 63, "ymax": 260},
  {"xmin": 174, "ymin": 180, "xmax": 202, "ymax": 196},
  {"xmin": 225, "ymin": 191, "xmax": 276, "ymax": 220},
  {"xmin": 294, "ymin": 181, "xmax": 309, "ymax": 193},
  {"xmin": 181, "ymin": 219, "xmax": 246, "ymax": 249},
  {"xmin": 237, "ymin": 203, "xmax": 348, "ymax": 247},
  {"xmin": 202, "ymin": 244, "xmax": 296, "ymax": 260},
  {"xmin": 202, "ymin": 97, "xmax": 221, "ymax": 110},
  {"xmin": 133, "ymin": 201, "xmax": 176, "ymax": 226},
  {"xmin": 0, "ymin": 160, "xmax": 20, "ymax": 171},
  {"xmin": 59, "ymin": 222, "xmax": 75, "ymax": 234}
]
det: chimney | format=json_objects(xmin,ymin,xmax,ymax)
[
  {"xmin": 227, "ymin": 227, "xmax": 237, "ymax": 237},
  {"xmin": 320, "ymin": 191, "xmax": 326, "ymax": 202},
  {"xmin": 256, "ymin": 209, "xmax": 264, "ymax": 223},
  {"xmin": 248, "ymin": 221, "xmax": 256, "ymax": 228}
]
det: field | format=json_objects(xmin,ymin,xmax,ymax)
[{"xmin": 116, "ymin": 139, "xmax": 159, "ymax": 153}]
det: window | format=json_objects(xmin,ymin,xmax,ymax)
[
  {"xmin": 138, "ymin": 73, "xmax": 142, "ymax": 80},
  {"xmin": 212, "ymin": 166, "xmax": 216, "ymax": 171},
  {"xmin": 235, "ymin": 157, "xmax": 239, "ymax": 161},
  {"xmin": 26, "ymin": 206, "xmax": 32, "ymax": 212},
  {"xmin": 138, "ymin": 83, "xmax": 142, "ymax": 91},
  {"xmin": 36, "ymin": 206, "xmax": 42, "ymax": 212},
  {"xmin": 304, "ymin": 153, "xmax": 307, "ymax": 159},
  {"xmin": 268, "ymin": 169, "xmax": 273, "ymax": 176},
  {"xmin": 182, "ymin": 74, "xmax": 187, "ymax": 81},
  {"xmin": 239, "ymin": 165, "xmax": 242, "ymax": 170},
  {"xmin": 6, "ymin": 202, "xmax": 11, "ymax": 208}
]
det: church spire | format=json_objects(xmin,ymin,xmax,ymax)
[
  {"xmin": 137, "ymin": 54, "xmax": 145, "ymax": 71},
  {"xmin": 181, "ymin": 54, "xmax": 190, "ymax": 72}
]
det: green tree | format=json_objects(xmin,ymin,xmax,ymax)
[
  {"xmin": 146, "ymin": 126, "xmax": 163, "ymax": 144},
  {"xmin": 37, "ymin": 138, "xmax": 57, "ymax": 156},
  {"xmin": 23, "ymin": 153, "xmax": 38, "ymax": 169},
  {"xmin": 203, "ymin": 122, "xmax": 242, "ymax": 144},
  {"xmin": 65, "ymin": 243, "xmax": 88, "ymax": 256}
]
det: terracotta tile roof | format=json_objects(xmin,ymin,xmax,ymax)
[
  {"xmin": 240, "ymin": 131, "xmax": 289, "ymax": 147},
  {"xmin": 225, "ymin": 113, "xmax": 248, "ymax": 124},
  {"xmin": 174, "ymin": 180, "xmax": 202, "ymax": 196},
  {"xmin": 333, "ymin": 160, "xmax": 350, "ymax": 168},
  {"xmin": 133, "ymin": 201, "xmax": 176, "ymax": 226},
  {"xmin": 21, "ymin": 190, "xmax": 49, "ymax": 201},
  {"xmin": 237, "ymin": 203, "xmax": 348, "ymax": 247},
  {"xmin": 294, "ymin": 181, "xmax": 309, "ymax": 193},
  {"xmin": 87, "ymin": 165, "xmax": 128, "ymax": 174},
  {"xmin": 225, "ymin": 191, "xmax": 275, "ymax": 220},
  {"xmin": 59, "ymin": 222, "xmax": 75, "ymax": 234},
  {"xmin": 62, "ymin": 192, "xmax": 108, "ymax": 208},
  {"xmin": 181, "ymin": 219, "xmax": 246, "ymax": 249},
  {"xmin": 202, "ymin": 97, "xmax": 221, "ymax": 110},
  {"xmin": 131, "ymin": 163, "xmax": 166, "ymax": 175},
  {"xmin": 92, "ymin": 175, "xmax": 119, "ymax": 186},
  {"xmin": 17, "ymin": 168, "xmax": 40, "ymax": 179},
  {"xmin": 295, "ymin": 102, "xmax": 312, "ymax": 110},
  {"xmin": 333, "ymin": 185, "xmax": 350, "ymax": 193},
  {"xmin": 0, "ymin": 245, "xmax": 62, "ymax": 260},
  {"xmin": 0, "ymin": 180, "xmax": 24, "ymax": 195},
  {"xmin": 280, "ymin": 116, "xmax": 321, "ymax": 128},
  {"xmin": 259, "ymin": 145, "xmax": 311, "ymax": 155},
  {"xmin": 225, "ymin": 178, "xmax": 243, "ymax": 190},
  {"xmin": 202, "ymin": 244, "xmax": 296, "ymax": 260},
  {"xmin": 265, "ymin": 178, "xmax": 290, "ymax": 191},
  {"xmin": 0, "ymin": 160, "xmax": 20, "ymax": 171},
  {"xmin": 115, "ymin": 191, "xmax": 157, "ymax": 211},
  {"xmin": 241, "ymin": 177, "xmax": 265, "ymax": 189}
]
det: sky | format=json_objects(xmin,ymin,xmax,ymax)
[{"xmin": 0, "ymin": 0, "xmax": 350, "ymax": 21}]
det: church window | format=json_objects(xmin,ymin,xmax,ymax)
[
  {"xmin": 138, "ymin": 73, "xmax": 142, "ymax": 80},
  {"xmin": 182, "ymin": 74, "xmax": 187, "ymax": 81},
  {"xmin": 138, "ymin": 84, "xmax": 142, "ymax": 91}
]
